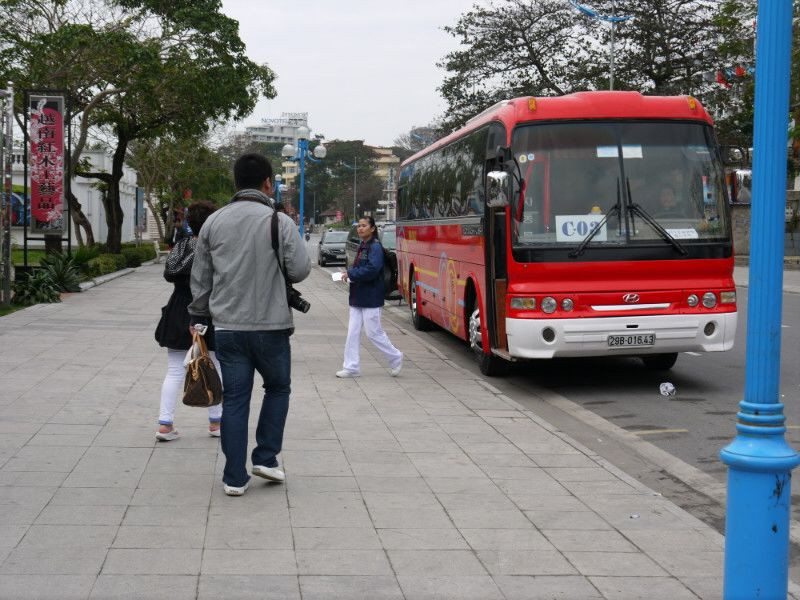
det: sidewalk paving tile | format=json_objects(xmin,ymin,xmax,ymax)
[
  {"xmin": 589, "ymin": 576, "xmax": 699, "ymax": 599},
  {"xmin": 102, "ymin": 548, "xmax": 202, "ymax": 575},
  {"xmin": 495, "ymin": 575, "xmax": 604, "ymax": 599},
  {"xmin": 396, "ymin": 575, "xmax": 504, "ymax": 600},
  {"xmin": 89, "ymin": 574, "xmax": 198, "ymax": 600},
  {"xmin": 299, "ymin": 575, "xmax": 404, "ymax": 600},
  {"xmin": 0, "ymin": 574, "xmax": 96, "ymax": 600},
  {"xmin": 198, "ymin": 575, "xmax": 301, "ymax": 600}
]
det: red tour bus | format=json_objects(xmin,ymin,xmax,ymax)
[{"xmin": 395, "ymin": 92, "xmax": 737, "ymax": 376}]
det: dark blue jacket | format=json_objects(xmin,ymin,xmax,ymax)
[{"xmin": 347, "ymin": 238, "xmax": 384, "ymax": 308}]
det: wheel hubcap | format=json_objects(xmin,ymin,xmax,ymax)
[{"xmin": 469, "ymin": 308, "xmax": 482, "ymax": 351}]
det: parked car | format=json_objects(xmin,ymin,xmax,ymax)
[{"xmin": 317, "ymin": 230, "xmax": 347, "ymax": 266}]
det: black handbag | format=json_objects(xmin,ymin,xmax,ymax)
[{"xmin": 182, "ymin": 331, "xmax": 223, "ymax": 407}]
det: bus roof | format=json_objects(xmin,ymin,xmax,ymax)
[{"xmin": 402, "ymin": 91, "xmax": 713, "ymax": 167}]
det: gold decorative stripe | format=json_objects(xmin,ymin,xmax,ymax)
[{"xmin": 415, "ymin": 268, "xmax": 438, "ymax": 278}]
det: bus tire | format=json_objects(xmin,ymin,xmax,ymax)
[
  {"xmin": 468, "ymin": 306, "xmax": 507, "ymax": 377},
  {"xmin": 409, "ymin": 269, "xmax": 432, "ymax": 331},
  {"xmin": 641, "ymin": 353, "xmax": 678, "ymax": 370}
]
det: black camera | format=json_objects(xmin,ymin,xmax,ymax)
[{"xmin": 286, "ymin": 285, "xmax": 310, "ymax": 313}]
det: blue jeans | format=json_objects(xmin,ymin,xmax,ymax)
[{"xmin": 215, "ymin": 329, "xmax": 291, "ymax": 488}]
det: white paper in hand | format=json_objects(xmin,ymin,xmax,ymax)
[{"xmin": 331, "ymin": 272, "xmax": 345, "ymax": 282}]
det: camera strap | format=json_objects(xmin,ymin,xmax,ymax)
[{"xmin": 270, "ymin": 211, "xmax": 290, "ymax": 287}]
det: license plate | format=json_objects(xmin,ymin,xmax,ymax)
[{"xmin": 607, "ymin": 333, "xmax": 655, "ymax": 347}]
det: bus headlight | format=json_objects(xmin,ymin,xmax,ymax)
[
  {"xmin": 687, "ymin": 294, "xmax": 699, "ymax": 307},
  {"xmin": 720, "ymin": 291, "xmax": 736, "ymax": 304},
  {"xmin": 702, "ymin": 292, "xmax": 717, "ymax": 308},
  {"xmin": 510, "ymin": 297, "xmax": 536, "ymax": 310},
  {"xmin": 561, "ymin": 298, "xmax": 574, "ymax": 311},
  {"xmin": 541, "ymin": 297, "xmax": 557, "ymax": 314}
]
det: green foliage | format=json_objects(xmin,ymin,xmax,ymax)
[
  {"xmin": 120, "ymin": 247, "xmax": 143, "ymax": 267},
  {"xmin": 86, "ymin": 253, "xmax": 127, "ymax": 277},
  {"xmin": 72, "ymin": 244, "xmax": 103, "ymax": 266},
  {"xmin": 40, "ymin": 252, "xmax": 82, "ymax": 293},
  {"xmin": 12, "ymin": 270, "xmax": 61, "ymax": 306}
]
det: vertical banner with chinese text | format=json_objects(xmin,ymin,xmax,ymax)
[{"xmin": 28, "ymin": 95, "xmax": 65, "ymax": 234}]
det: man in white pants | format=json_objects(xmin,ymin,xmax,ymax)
[{"xmin": 337, "ymin": 217, "xmax": 402, "ymax": 377}]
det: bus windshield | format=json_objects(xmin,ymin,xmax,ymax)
[{"xmin": 510, "ymin": 121, "xmax": 730, "ymax": 249}]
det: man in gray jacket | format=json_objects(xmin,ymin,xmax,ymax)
[{"xmin": 189, "ymin": 153, "xmax": 311, "ymax": 496}]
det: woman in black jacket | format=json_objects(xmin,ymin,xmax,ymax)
[
  {"xmin": 337, "ymin": 217, "xmax": 403, "ymax": 378},
  {"xmin": 154, "ymin": 201, "xmax": 221, "ymax": 441}
]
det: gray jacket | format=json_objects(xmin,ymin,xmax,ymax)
[{"xmin": 188, "ymin": 190, "xmax": 311, "ymax": 331}]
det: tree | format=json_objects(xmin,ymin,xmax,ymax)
[
  {"xmin": 300, "ymin": 140, "xmax": 382, "ymax": 224},
  {"xmin": 437, "ymin": 0, "xmax": 725, "ymax": 131},
  {"xmin": 0, "ymin": 0, "xmax": 277, "ymax": 253},
  {"xmin": 438, "ymin": 0, "xmax": 597, "ymax": 131}
]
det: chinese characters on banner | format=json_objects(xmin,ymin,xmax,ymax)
[{"xmin": 29, "ymin": 95, "xmax": 65, "ymax": 234}]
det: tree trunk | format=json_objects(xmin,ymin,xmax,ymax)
[
  {"xmin": 68, "ymin": 191, "xmax": 94, "ymax": 246},
  {"xmin": 144, "ymin": 189, "xmax": 164, "ymax": 242},
  {"xmin": 103, "ymin": 136, "xmax": 129, "ymax": 254}
]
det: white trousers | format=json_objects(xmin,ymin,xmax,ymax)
[
  {"xmin": 342, "ymin": 306, "xmax": 403, "ymax": 374},
  {"xmin": 158, "ymin": 348, "xmax": 223, "ymax": 425}
]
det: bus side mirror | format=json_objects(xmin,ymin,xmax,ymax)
[
  {"xmin": 721, "ymin": 145, "xmax": 746, "ymax": 166},
  {"xmin": 486, "ymin": 171, "xmax": 509, "ymax": 207}
]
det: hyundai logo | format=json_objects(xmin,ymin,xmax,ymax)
[{"xmin": 623, "ymin": 293, "xmax": 640, "ymax": 303}]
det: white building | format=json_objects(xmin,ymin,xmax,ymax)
[
  {"xmin": 10, "ymin": 147, "xmax": 139, "ymax": 248},
  {"xmin": 245, "ymin": 112, "xmax": 309, "ymax": 145}
]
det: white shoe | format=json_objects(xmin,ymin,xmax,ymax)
[
  {"xmin": 389, "ymin": 362, "xmax": 402, "ymax": 377},
  {"xmin": 336, "ymin": 369, "xmax": 359, "ymax": 378},
  {"xmin": 223, "ymin": 480, "xmax": 249, "ymax": 496},
  {"xmin": 155, "ymin": 428, "xmax": 179, "ymax": 441},
  {"xmin": 252, "ymin": 465, "xmax": 286, "ymax": 483}
]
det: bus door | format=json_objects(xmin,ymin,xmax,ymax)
[{"xmin": 484, "ymin": 178, "xmax": 508, "ymax": 352}]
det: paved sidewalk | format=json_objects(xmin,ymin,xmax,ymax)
[{"xmin": 0, "ymin": 263, "xmax": 787, "ymax": 599}]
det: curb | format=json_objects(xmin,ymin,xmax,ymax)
[{"xmin": 78, "ymin": 260, "xmax": 159, "ymax": 291}]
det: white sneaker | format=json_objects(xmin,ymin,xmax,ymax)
[
  {"xmin": 223, "ymin": 480, "xmax": 249, "ymax": 496},
  {"xmin": 252, "ymin": 465, "xmax": 286, "ymax": 483},
  {"xmin": 336, "ymin": 369, "xmax": 359, "ymax": 378},
  {"xmin": 155, "ymin": 428, "xmax": 179, "ymax": 441},
  {"xmin": 389, "ymin": 362, "xmax": 402, "ymax": 377}
]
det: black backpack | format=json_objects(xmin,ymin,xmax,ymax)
[{"xmin": 379, "ymin": 242, "xmax": 398, "ymax": 299}]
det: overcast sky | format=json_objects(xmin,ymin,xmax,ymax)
[{"xmin": 219, "ymin": 1, "xmax": 484, "ymax": 147}]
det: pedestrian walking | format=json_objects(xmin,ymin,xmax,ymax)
[
  {"xmin": 189, "ymin": 153, "xmax": 311, "ymax": 497},
  {"xmin": 154, "ymin": 200, "xmax": 221, "ymax": 441},
  {"xmin": 337, "ymin": 216, "xmax": 403, "ymax": 379}
]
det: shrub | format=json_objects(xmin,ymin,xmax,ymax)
[
  {"xmin": 120, "ymin": 247, "xmax": 142, "ymax": 267},
  {"xmin": 73, "ymin": 244, "xmax": 102, "ymax": 266},
  {"xmin": 86, "ymin": 253, "xmax": 126, "ymax": 277},
  {"xmin": 137, "ymin": 244, "xmax": 157, "ymax": 262},
  {"xmin": 40, "ymin": 252, "xmax": 82, "ymax": 293},
  {"xmin": 12, "ymin": 269, "xmax": 61, "ymax": 305}
]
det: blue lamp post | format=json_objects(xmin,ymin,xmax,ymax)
[
  {"xmin": 568, "ymin": 0, "xmax": 631, "ymax": 90},
  {"xmin": 720, "ymin": 2, "xmax": 799, "ymax": 598},
  {"xmin": 282, "ymin": 126, "xmax": 326, "ymax": 236},
  {"xmin": 274, "ymin": 174, "xmax": 282, "ymax": 204}
]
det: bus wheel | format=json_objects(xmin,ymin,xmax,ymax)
[
  {"xmin": 641, "ymin": 353, "xmax": 678, "ymax": 370},
  {"xmin": 409, "ymin": 270, "xmax": 432, "ymax": 331},
  {"xmin": 469, "ymin": 308, "xmax": 507, "ymax": 377}
]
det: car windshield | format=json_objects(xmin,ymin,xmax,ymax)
[
  {"xmin": 510, "ymin": 121, "xmax": 730, "ymax": 249},
  {"xmin": 323, "ymin": 232, "xmax": 347, "ymax": 243},
  {"xmin": 380, "ymin": 230, "xmax": 396, "ymax": 250}
]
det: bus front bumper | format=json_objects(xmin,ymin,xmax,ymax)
[{"xmin": 505, "ymin": 312, "xmax": 737, "ymax": 359}]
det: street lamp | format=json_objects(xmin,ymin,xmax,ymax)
[
  {"xmin": 569, "ymin": 1, "xmax": 631, "ymax": 90},
  {"xmin": 274, "ymin": 174, "xmax": 282, "ymax": 204},
  {"xmin": 341, "ymin": 157, "xmax": 358, "ymax": 223},
  {"xmin": 281, "ymin": 125, "xmax": 326, "ymax": 236}
]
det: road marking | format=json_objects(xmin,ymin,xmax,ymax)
[
  {"xmin": 782, "ymin": 325, "xmax": 791, "ymax": 329},
  {"xmin": 628, "ymin": 428, "xmax": 689, "ymax": 436},
  {"xmin": 684, "ymin": 352, "xmax": 702, "ymax": 356}
]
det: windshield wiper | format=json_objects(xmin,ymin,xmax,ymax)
[
  {"xmin": 625, "ymin": 178, "xmax": 689, "ymax": 256},
  {"xmin": 569, "ymin": 178, "xmax": 621, "ymax": 258}
]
